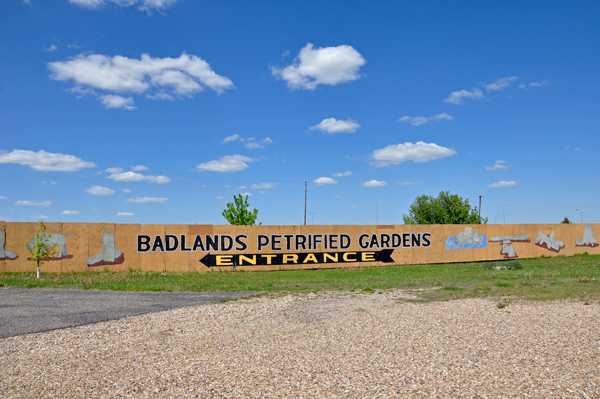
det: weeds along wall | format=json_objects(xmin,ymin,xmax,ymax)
[{"xmin": 0, "ymin": 222, "xmax": 599, "ymax": 273}]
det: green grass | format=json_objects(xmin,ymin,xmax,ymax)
[{"xmin": 1, "ymin": 254, "xmax": 599, "ymax": 302}]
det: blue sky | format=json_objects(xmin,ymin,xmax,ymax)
[{"xmin": 1, "ymin": 0, "xmax": 599, "ymax": 225}]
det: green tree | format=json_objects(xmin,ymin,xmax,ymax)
[
  {"xmin": 222, "ymin": 194, "xmax": 260, "ymax": 225},
  {"xmin": 561, "ymin": 216, "xmax": 571, "ymax": 224},
  {"xmin": 402, "ymin": 191, "xmax": 488, "ymax": 225},
  {"xmin": 25, "ymin": 221, "xmax": 57, "ymax": 279}
]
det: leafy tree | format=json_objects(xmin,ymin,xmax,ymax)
[
  {"xmin": 222, "ymin": 194, "xmax": 260, "ymax": 225},
  {"xmin": 561, "ymin": 216, "xmax": 571, "ymax": 224},
  {"xmin": 403, "ymin": 191, "xmax": 488, "ymax": 225},
  {"xmin": 25, "ymin": 221, "xmax": 57, "ymax": 279}
]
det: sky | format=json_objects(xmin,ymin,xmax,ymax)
[{"xmin": 1, "ymin": 0, "xmax": 599, "ymax": 226}]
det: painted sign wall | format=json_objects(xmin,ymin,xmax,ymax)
[{"xmin": 0, "ymin": 222, "xmax": 598, "ymax": 273}]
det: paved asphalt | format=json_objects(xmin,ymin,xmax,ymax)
[{"xmin": 0, "ymin": 288, "xmax": 256, "ymax": 338}]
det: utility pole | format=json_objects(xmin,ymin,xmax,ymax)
[
  {"xmin": 304, "ymin": 181, "xmax": 307, "ymax": 225},
  {"xmin": 374, "ymin": 202, "xmax": 381, "ymax": 225},
  {"xmin": 479, "ymin": 195, "xmax": 482, "ymax": 217}
]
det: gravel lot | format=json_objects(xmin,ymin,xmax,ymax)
[{"xmin": 1, "ymin": 292, "xmax": 598, "ymax": 398}]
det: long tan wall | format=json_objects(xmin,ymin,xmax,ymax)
[{"xmin": 1, "ymin": 222, "xmax": 599, "ymax": 273}]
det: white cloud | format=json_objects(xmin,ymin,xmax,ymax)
[
  {"xmin": 443, "ymin": 88, "xmax": 485, "ymax": 105},
  {"xmin": 333, "ymin": 195, "xmax": 345, "ymax": 198},
  {"xmin": 271, "ymin": 43, "xmax": 366, "ymax": 90},
  {"xmin": 313, "ymin": 177, "xmax": 339, "ymax": 186},
  {"xmin": 237, "ymin": 186, "xmax": 247, "ymax": 190},
  {"xmin": 370, "ymin": 141, "xmax": 457, "ymax": 167},
  {"xmin": 107, "ymin": 171, "xmax": 171, "ymax": 183},
  {"xmin": 30, "ymin": 214, "xmax": 49, "ymax": 220},
  {"xmin": 485, "ymin": 76, "xmax": 518, "ymax": 92},
  {"xmin": 125, "ymin": 197, "xmax": 169, "ymax": 203},
  {"xmin": 333, "ymin": 171, "xmax": 352, "ymax": 177},
  {"xmin": 486, "ymin": 160, "xmax": 509, "ymax": 171},
  {"xmin": 68, "ymin": 0, "xmax": 180, "ymax": 13},
  {"xmin": 84, "ymin": 185, "xmax": 115, "ymax": 196},
  {"xmin": 116, "ymin": 212, "xmax": 135, "ymax": 216},
  {"xmin": 68, "ymin": 43, "xmax": 82, "ymax": 49},
  {"xmin": 196, "ymin": 155, "xmax": 255, "ymax": 172},
  {"xmin": 223, "ymin": 134, "xmax": 241, "ymax": 143},
  {"xmin": 250, "ymin": 182, "xmax": 275, "ymax": 189},
  {"xmin": 488, "ymin": 181, "xmax": 518, "ymax": 188},
  {"xmin": 48, "ymin": 52, "xmax": 234, "ymax": 109},
  {"xmin": 15, "ymin": 200, "xmax": 53, "ymax": 206},
  {"xmin": 398, "ymin": 113, "xmax": 453, "ymax": 126},
  {"xmin": 346, "ymin": 206, "xmax": 359, "ymax": 209},
  {"xmin": 362, "ymin": 180, "xmax": 387, "ymax": 187},
  {"xmin": 215, "ymin": 196, "xmax": 224, "ymax": 199},
  {"xmin": 0, "ymin": 196, "xmax": 8, "ymax": 200},
  {"xmin": 0, "ymin": 149, "xmax": 96, "ymax": 172},
  {"xmin": 240, "ymin": 192, "xmax": 253, "ymax": 197},
  {"xmin": 310, "ymin": 118, "xmax": 360, "ymax": 134},
  {"xmin": 396, "ymin": 181, "xmax": 419, "ymax": 185},
  {"xmin": 104, "ymin": 167, "xmax": 124, "ymax": 173},
  {"xmin": 98, "ymin": 94, "xmax": 136, "ymax": 110},
  {"xmin": 41, "ymin": 180, "xmax": 59, "ymax": 185},
  {"xmin": 245, "ymin": 137, "xmax": 273, "ymax": 149},
  {"xmin": 122, "ymin": 188, "xmax": 132, "ymax": 193},
  {"xmin": 529, "ymin": 80, "xmax": 550, "ymax": 87},
  {"xmin": 60, "ymin": 210, "xmax": 81, "ymax": 215},
  {"xmin": 44, "ymin": 44, "xmax": 58, "ymax": 53},
  {"xmin": 130, "ymin": 165, "xmax": 148, "ymax": 171}
]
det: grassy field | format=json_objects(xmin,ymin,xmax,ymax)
[{"xmin": 1, "ymin": 254, "xmax": 599, "ymax": 303}]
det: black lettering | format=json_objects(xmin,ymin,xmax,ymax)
[
  {"xmin": 392, "ymin": 233, "xmax": 401, "ymax": 248},
  {"xmin": 329, "ymin": 234, "xmax": 338, "ymax": 250},
  {"xmin": 296, "ymin": 235, "xmax": 307, "ymax": 250},
  {"xmin": 137, "ymin": 235, "xmax": 151, "ymax": 252},
  {"xmin": 359, "ymin": 234, "xmax": 370, "ymax": 249},
  {"xmin": 180, "ymin": 234, "xmax": 192, "ymax": 251},
  {"xmin": 403, "ymin": 233, "xmax": 411, "ymax": 247},
  {"xmin": 422, "ymin": 233, "xmax": 431, "ymax": 247},
  {"xmin": 221, "ymin": 235, "xmax": 233, "ymax": 251},
  {"xmin": 206, "ymin": 235, "xmax": 219, "ymax": 251},
  {"xmin": 165, "ymin": 234, "xmax": 179, "ymax": 251},
  {"xmin": 308, "ymin": 234, "xmax": 312, "ymax": 250},
  {"xmin": 152, "ymin": 235, "xmax": 165, "ymax": 252},
  {"xmin": 258, "ymin": 235, "xmax": 269, "ymax": 251},
  {"xmin": 380, "ymin": 234, "xmax": 390, "ymax": 248},
  {"xmin": 284, "ymin": 235, "xmax": 293, "ymax": 251},
  {"xmin": 313, "ymin": 234, "xmax": 323, "ymax": 250},
  {"xmin": 411, "ymin": 233, "xmax": 421, "ymax": 247},
  {"xmin": 193, "ymin": 235, "xmax": 205, "ymax": 251},
  {"xmin": 369, "ymin": 234, "xmax": 379, "ymax": 249},
  {"xmin": 234, "ymin": 235, "xmax": 248, "ymax": 251},
  {"xmin": 324, "ymin": 234, "xmax": 328, "ymax": 250},
  {"xmin": 340, "ymin": 234, "xmax": 351, "ymax": 249},
  {"xmin": 271, "ymin": 235, "xmax": 282, "ymax": 251}
]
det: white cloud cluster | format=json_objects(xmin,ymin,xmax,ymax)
[
  {"xmin": 15, "ymin": 200, "xmax": 53, "ymax": 206},
  {"xmin": 130, "ymin": 165, "xmax": 149, "ymax": 171},
  {"xmin": 107, "ymin": 171, "xmax": 171, "ymax": 183},
  {"xmin": 271, "ymin": 43, "xmax": 366, "ymax": 90},
  {"xmin": 310, "ymin": 118, "xmax": 360, "ymax": 134},
  {"xmin": 443, "ymin": 88, "xmax": 485, "ymax": 105},
  {"xmin": 68, "ymin": 0, "xmax": 180, "ymax": 13},
  {"xmin": 48, "ymin": 52, "xmax": 234, "ymax": 109},
  {"xmin": 396, "ymin": 181, "xmax": 419, "ymax": 185},
  {"xmin": 222, "ymin": 135, "xmax": 273, "ymax": 149},
  {"xmin": 0, "ymin": 149, "xmax": 96, "ymax": 172},
  {"xmin": 485, "ymin": 160, "xmax": 509, "ymax": 171},
  {"xmin": 519, "ymin": 80, "xmax": 550, "ymax": 89},
  {"xmin": 116, "ymin": 212, "xmax": 135, "ymax": 216},
  {"xmin": 485, "ymin": 76, "xmax": 518, "ymax": 92},
  {"xmin": 370, "ymin": 141, "xmax": 456, "ymax": 167},
  {"xmin": 313, "ymin": 177, "xmax": 339, "ymax": 186},
  {"xmin": 30, "ymin": 214, "xmax": 49, "ymax": 220},
  {"xmin": 125, "ymin": 197, "xmax": 169, "ymax": 203},
  {"xmin": 362, "ymin": 180, "xmax": 387, "ymax": 187},
  {"xmin": 44, "ymin": 44, "xmax": 58, "ymax": 52},
  {"xmin": 250, "ymin": 182, "xmax": 275, "ymax": 189},
  {"xmin": 60, "ymin": 210, "xmax": 81, "ymax": 215},
  {"xmin": 488, "ymin": 181, "xmax": 518, "ymax": 188},
  {"xmin": 333, "ymin": 171, "xmax": 352, "ymax": 177},
  {"xmin": 398, "ymin": 113, "xmax": 453, "ymax": 126},
  {"xmin": 85, "ymin": 185, "xmax": 115, "ymax": 196},
  {"xmin": 196, "ymin": 155, "xmax": 256, "ymax": 172}
]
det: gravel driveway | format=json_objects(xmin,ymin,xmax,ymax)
[{"xmin": 1, "ymin": 292, "xmax": 598, "ymax": 398}]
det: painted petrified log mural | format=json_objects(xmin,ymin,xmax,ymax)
[{"xmin": 0, "ymin": 222, "xmax": 598, "ymax": 272}]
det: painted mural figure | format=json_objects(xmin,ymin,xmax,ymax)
[
  {"xmin": 27, "ymin": 232, "xmax": 77, "ymax": 259},
  {"xmin": 87, "ymin": 232, "xmax": 125, "ymax": 267},
  {"xmin": 534, "ymin": 230, "xmax": 565, "ymax": 253},
  {"xmin": 576, "ymin": 225, "xmax": 598, "ymax": 247},
  {"xmin": 490, "ymin": 234, "xmax": 529, "ymax": 258},
  {"xmin": 445, "ymin": 227, "xmax": 487, "ymax": 250},
  {"xmin": 0, "ymin": 229, "xmax": 18, "ymax": 260}
]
